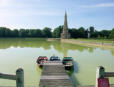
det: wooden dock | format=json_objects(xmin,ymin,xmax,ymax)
[
  {"xmin": 1, "ymin": 65, "xmax": 114, "ymax": 87},
  {"xmin": 39, "ymin": 61, "xmax": 74, "ymax": 87}
]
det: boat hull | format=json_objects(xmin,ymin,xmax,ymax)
[{"xmin": 64, "ymin": 65, "xmax": 74, "ymax": 70}]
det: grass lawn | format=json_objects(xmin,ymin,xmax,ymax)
[{"xmin": 72, "ymin": 38, "xmax": 114, "ymax": 44}]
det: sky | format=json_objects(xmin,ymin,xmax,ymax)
[{"xmin": 0, "ymin": 0, "xmax": 114, "ymax": 30}]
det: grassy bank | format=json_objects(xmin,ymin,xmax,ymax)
[
  {"xmin": 61, "ymin": 39, "xmax": 114, "ymax": 50},
  {"xmin": 73, "ymin": 38, "xmax": 114, "ymax": 44}
]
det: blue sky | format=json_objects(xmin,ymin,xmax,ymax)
[{"xmin": 0, "ymin": 0, "xmax": 114, "ymax": 30}]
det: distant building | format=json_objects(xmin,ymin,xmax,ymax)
[
  {"xmin": 87, "ymin": 29, "xmax": 90, "ymax": 38},
  {"xmin": 61, "ymin": 12, "xmax": 70, "ymax": 39}
]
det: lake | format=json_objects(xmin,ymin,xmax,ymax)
[{"xmin": 0, "ymin": 38, "xmax": 114, "ymax": 86}]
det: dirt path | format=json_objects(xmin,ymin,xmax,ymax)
[{"xmin": 61, "ymin": 39, "xmax": 114, "ymax": 51}]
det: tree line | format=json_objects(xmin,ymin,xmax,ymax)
[{"xmin": 0, "ymin": 26, "xmax": 114, "ymax": 39}]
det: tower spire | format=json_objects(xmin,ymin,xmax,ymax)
[
  {"xmin": 61, "ymin": 11, "xmax": 70, "ymax": 39},
  {"xmin": 64, "ymin": 11, "xmax": 68, "ymax": 32}
]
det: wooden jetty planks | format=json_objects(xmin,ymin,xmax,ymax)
[
  {"xmin": 77, "ymin": 84, "xmax": 114, "ymax": 87},
  {"xmin": 0, "ymin": 73, "xmax": 16, "ymax": 80},
  {"xmin": 39, "ymin": 61, "xmax": 74, "ymax": 87}
]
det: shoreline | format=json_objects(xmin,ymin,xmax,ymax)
[
  {"xmin": 61, "ymin": 39, "xmax": 114, "ymax": 51},
  {"xmin": 0, "ymin": 38, "xmax": 114, "ymax": 50}
]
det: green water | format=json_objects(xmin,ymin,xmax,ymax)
[{"xmin": 0, "ymin": 38, "xmax": 114, "ymax": 86}]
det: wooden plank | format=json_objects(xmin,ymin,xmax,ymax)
[
  {"xmin": 40, "ymin": 75, "xmax": 70, "ymax": 79},
  {"xmin": 39, "ymin": 79, "xmax": 73, "ymax": 87},
  {"xmin": 77, "ymin": 84, "xmax": 114, "ymax": 87},
  {"xmin": 0, "ymin": 73, "xmax": 16, "ymax": 80},
  {"xmin": 0, "ymin": 84, "xmax": 114, "ymax": 87},
  {"xmin": 0, "ymin": 86, "xmax": 16, "ymax": 87},
  {"xmin": 40, "ymin": 61, "xmax": 63, "ymax": 66},
  {"xmin": 77, "ymin": 85, "xmax": 94, "ymax": 87},
  {"xmin": 105, "ymin": 72, "xmax": 114, "ymax": 77},
  {"xmin": 39, "ymin": 61, "xmax": 74, "ymax": 87}
]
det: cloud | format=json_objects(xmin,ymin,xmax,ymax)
[
  {"xmin": 0, "ymin": 9, "xmax": 62, "ymax": 17},
  {"xmin": 0, "ymin": 0, "xmax": 9, "ymax": 6},
  {"xmin": 81, "ymin": 3, "xmax": 114, "ymax": 8},
  {"xmin": 0, "ymin": 0, "xmax": 63, "ymax": 17}
]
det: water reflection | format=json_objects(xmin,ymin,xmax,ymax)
[
  {"xmin": 52, "ymin": 41, "xmax": 90, "ymax": 55},
  {"xmin": 0, "ymin": 38, "xmax": 114, "ymax": 86},
  {"xmin": 36, "ymin": 65, "xmax": 42, "ymax": 76},
  {"xmin": 111, "ymin": 51, "xmax": 114, "ymax": 56},
  {"xmin": 36, "ymin": 65, "xmax": 42, "ymax": 87},
  {"xmin": 0, "ymin": 38, "xmax": 113, "ymax": 56},
  {"xmin": 73, "ymin": 61, "xmax": 79, "ymax": 73},
  {"xmin": 0, "ymin": 38, "xmax": 94, "ymax": 55},
  {"xmin": 0, "ymin": 38, "xmax": 51, "ymax": 50},
  {"xmin": 67, "ymin": 60, "xmax": 80, "ymax": 86}
]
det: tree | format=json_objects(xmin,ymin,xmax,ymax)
[
  {"xmin": 89, "ymin": 26, "xmax": 95, "ymax": 38},
  {"xmin": 12, "ymin": 29, "xmax": 19, "ymax": 37},
  {"xmin": 89, "ymin": 26, "xmax": 95, "ymax": 33},
  {"xmin": 109, "ymin": 28, "xmax": 114, "ymax": 39},
  {"xmin": 28, "ymin": 29, "xmax": 42, "ymax": 37},
  {"xmin": 35, "ymin": 29, "xmax": 42, "ymax": 37},
  {"xmin": 27, "ymin": 29, "xmax": 34, "ymax": 37},
  {"xmin": 19, "ymin": 29, "xmax": 27, "ymax": 37},
  {"xmin": 0, "ymin": 27, "xmax": 12, "ymax": 37},
  {"xmin": 42, "ymin": 27, "xmax": 52, "ymax": 38},
  {"xmin": 100, "ymin": 30, "xmax": 111, "ymax": 38},
  {"xmin": 69, "ymin": 28, "xmax": 79, "ymax": 38},
  {"xmin": 91, "ymin": 30, "xmax": 99, "ymax": 38},
  {"xmin": 52, "ymin": 26, "xmax": 63, "ymax": 38},
  {"xmin": 0, "ymin": 26, "xmax": 113, "ymax": 39},
  {"xmin": 78, "ymin": 27, "xmax": 86, "ymax": 38},
  {"xmin": 4, "ymin": 28, "xmax": 12, "ymax": 37}
]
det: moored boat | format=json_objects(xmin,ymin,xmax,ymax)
[
  {"xmin": 36, "ymin": 56, "xmax": 48, "ymax": 67},
  {"xmin": 50, "ymin": 55, "xmax": 61, "ymax": 61},
  {"xmin": 62, "ymin": 57, "xmax": 74, "ymax": 70}
]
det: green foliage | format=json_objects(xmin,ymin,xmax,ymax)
[
  {"xmin": 78, "ymin": 27, "xmax": 86, "ymax": 38},
  {"xmin": 0, "ymin": 27, "xmax": 44, "ymax": 38},
  {"xmin": 12, "ymin": 29, "xmax": 19, "ymax": 37},
  {"xmin": 100, "ymin": 30, "xmax": 111, "ymax": 38},
  {"xmin": 89, "ymin": 26, "xmax": 95, "ymax": 38},
  {"xmin": 0, "ymin": 27, "xmax": 12, "ymax": 37},
  {"xmin": 0, "ymin": 26, "xmax": 113, "ymax": 39},
  {"xmin": 89, "ymin": 26, "xmax": 95, "ymax": 33},
  {"xmin": 69, "ymin": 28, "xmax": 79, "ymax": 38},
  {"xmin": 42, "ymin": 27, "xmax": 52, "ymax": 38},
  {"xmin": 52, "ymin": 26, "xmax": 63, "ymax": 38},
  {"xmin": 19, "ymin": 29, "xmax": 27, "ymax": 37},
  {"xmin": 109, "ymin": 29, "xmax": 114, "ymax": 39}
]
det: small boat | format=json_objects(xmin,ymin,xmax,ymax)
[
  {"xmin": 62, "ymin": 57, "xmax": 74, "ymax": 70},
  {"xmin": 36, "ymin": 56, "xmax": 48, "ymax": 67},
  {"xmin": 50, "ymin": 56, "xmax": 61, "ymax": 61}
]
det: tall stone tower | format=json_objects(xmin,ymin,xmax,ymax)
[{"xmin": 61, "ymin": 11, "xmax": 70, "ymax": 39}]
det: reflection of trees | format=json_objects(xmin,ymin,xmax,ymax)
[
  {"xmin": 73, "ymin": 61, "xmax": 79, "ymax": 73},
  {"xmin": 70, "ymin": 73, "xmax": 80, "ymax": 86},
  {"xmin": 111, "ymin": 51, "xmax": 114, "ymax": 56},
  {"xmin": 50, "ymin": 41, "xmax": 62, "ymax": 52},
  {"xmin": 88, "ymin": 47, "xmax": 94, "ymax": 53},
  {"xmin": 3, "ymin": 38, "xmax": 114, "ymax": 56},
  {"xmin": 36, "ymin": 65, "xmax": 42, "ymax": 76},
  {"xmin": 52, "ymin": 41, "xmax": 90, "ymax": 56},
  {"xmin": 0, "ymin": 38, "xmax": 51, "ymax": 50},
  {"xmin": 0, "ymin": 38, "xmax": 96, "ymax": 56},
  {"xmin": 66, "ymin": 61, "xmax": 80, "ymax": 86}
]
